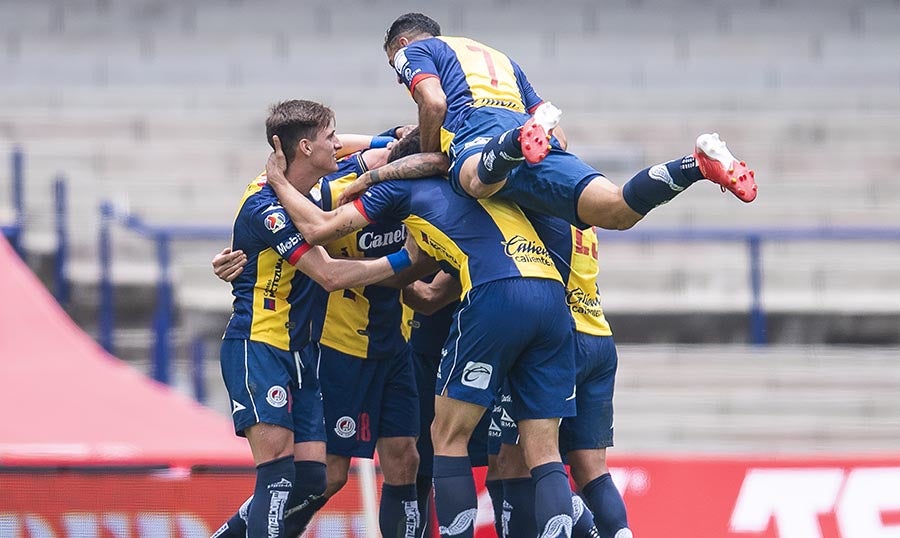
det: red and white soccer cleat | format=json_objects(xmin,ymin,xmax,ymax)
[
  {"xmin": 694, "ymin": 132, "xmax": 757, "ymax": 202},
  {"xmin": 520, "ymin": 102, "xmax": 562, "ymax": 164}
]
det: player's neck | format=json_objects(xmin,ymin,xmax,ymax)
[{"xmin": 284, "ymin": 164, "xmax": 321, "ymax": 195}]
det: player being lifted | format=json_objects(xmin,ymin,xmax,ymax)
[{"xmin": 374, "ymin": 13, "xmax": 757, "ymax": 230}]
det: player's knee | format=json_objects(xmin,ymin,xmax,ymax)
[{"xmin": 324, "ymin": 473, "xmax": 347, "ymax": 497}]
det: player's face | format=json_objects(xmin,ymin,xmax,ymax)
[{"xmin": 309, "ymin": 120, "xmax": 341, "ymax": 174}]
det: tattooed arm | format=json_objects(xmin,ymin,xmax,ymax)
[{"xmin": 337, "ymin": 152, "xmax": 450, "ymax": 206}]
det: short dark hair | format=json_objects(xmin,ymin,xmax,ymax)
[
  {"xmin": 387, "ymin": 127, "xmax": 421, "ymax": 163},
  {"xmin": 384, "ymin": 13, "xmax": 441, "ymax": 51},
  {"xmin": 265, "ymin": 100, "xmax": 334, "ymax": 165}
]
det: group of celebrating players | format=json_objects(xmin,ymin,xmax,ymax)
[{"xmin": 210, "ymin": 12, "xmax": 757, "ymax": 538}]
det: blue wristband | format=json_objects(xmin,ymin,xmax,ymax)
[
  {"xmin": 370, "ymin": 136, "xmax": 395, "ymax": 149},
  {"xmin": 376, "ymin": 126, "xmax": 403, "ymax": 139},
  {"xmin": 386, "ymin": 248, "xmax": 412, "ymax": 273}
]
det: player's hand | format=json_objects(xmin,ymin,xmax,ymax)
[
  {"xmin": 212, "ymin": 247, "xmax": 247, "ymax": 282},
  {"xmin": 266, "ymin": 135, "xmax": 289, "ymax": 188},
  {"xmin": 336, "ymin": 173, "xmax": 372, "ymax": 206}
]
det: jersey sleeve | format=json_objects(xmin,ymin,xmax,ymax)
[
  {"xmin": 250, "ymin": 203, "xmax": 312, "ymax": 265},
  {"xmin": 512, "ymin": 60, "xmax": 544, "ymax": 113},
  {"xmin": 356, "ymin": 181, "xmax": 412, "ymax": 224},
  {"xmin": 394, "ymin": 41, "xmax": 440, "ymax": 96}
]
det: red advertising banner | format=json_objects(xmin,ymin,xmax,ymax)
[{"xmin": 2, "ymin": 456, "xmax": 899, "ymax": 537}]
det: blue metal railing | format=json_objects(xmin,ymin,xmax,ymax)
[
  {"xmin": 1, "ymin": 147, "xmax": 25, "ymax": 255},
  {"xmin": 98, "ymin": 201, "xmax": 229, "ymax": 385},
  {"xmin": 596, "ymin": 226, "xmax": 900, "ymax": 345}
]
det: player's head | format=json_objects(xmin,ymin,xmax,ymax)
[
  {"xmin": 384, "ymin": 13, "xmax": 440, "ymax": 58},
  {"xmin": 387, "ymin": 126, "xmax": 421, "ymax": 163},
  {"xmin": 266, "ymin": 100, "xmax": 340, "ymax": 173}
]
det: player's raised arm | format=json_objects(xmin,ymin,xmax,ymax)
[
  {"xmin": 296, "ymin": 245, "xmax": 415, "ymax": 292},
  {"xmin": 265, "ymin": 134, "xmax": 371, "ymax": 245}
]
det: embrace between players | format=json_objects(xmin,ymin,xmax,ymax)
[{"xmin": 210, "ymin": 12, "xmax": 756, "ymax": 538}]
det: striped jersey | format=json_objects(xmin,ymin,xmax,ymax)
[
  {"xmin": 355, "ymin": 177, "xmax": 561, "ymax": 297},
  {"xmin": 317, "ymin": 154, "xmax": 408, "ymax": 359},
  {"xmin": 526, "ymin": 210, "xmax": 612, "ymax": 336},
  {"xmin": 393, "ymin": 36, "xmax": 543, "ymax": 153},
  {"xmin": 223, "ymin": 174, "xmax": 324, "ymax": 350}
]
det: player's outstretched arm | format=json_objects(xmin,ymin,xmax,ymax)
[
  {"xmin": 337, "ymin": 152, "xmax": 450, "ymax": 206},
  {"xmin": 211, "ymin": 247, "xmax": 246, "ymax": 282},
  {"xmin": 297, "ymin": 245, "xmax": 415, "ymax": 292},
  {"xmin": 266, "ymin": 135, "xmax": 371, "ymax": 245}
]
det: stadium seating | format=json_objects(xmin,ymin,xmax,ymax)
[{"xmin": 2, "ymin": 0, "xmax": 899, "ymax": 452}]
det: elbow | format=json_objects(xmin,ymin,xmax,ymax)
[
  {"xmin": 304, "ymin": 226, "xmax": 331, "ymax": 246},
  {"xmin": 317, "ymin": 273, "xmax": 343, "ymax": 293}
]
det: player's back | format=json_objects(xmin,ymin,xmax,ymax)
[
  {"xmin": 394, "ymin": 36, "xmax": 542, "ymax": 147},
  {"xmin": 525, "ymin": 210, "xmax": 612, "ymax": 337},
  {"xmin": 358, "ymin": 177, "xmax": 561, "ymax": 295},
  {"xmin": 224, "ymin": 175, "xmax": 325, "ymax": 350}
]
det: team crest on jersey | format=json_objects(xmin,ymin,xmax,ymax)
[
  {"xmin": 266, "ymin": 385, "xmax": 288, "ymax": 408},
  {"xmin": 264, "ymin": 211, "xmax": 287, "ymax": 233},
  {"xmin": 334, "ymin": 416, "xmax": 356, "ymax": 438}
]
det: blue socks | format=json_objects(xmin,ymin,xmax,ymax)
[
  {"xmin": 622, "ymin": 155, "xmax": 704, "ymax": 215},
  {"xmin": 247, "ymin": 455, "xmax": 295, "ymax": 538},
  {"xmin": 210, "ymin": 496, "xmax": 251, "ymax": 538},
  {"xmin": 503, "ymin": 477, "xmax": 536, "ymax": 537},
  {"xmin": 380, "ymin": 483, "xmax": 421, "ymax": 538},
  {"xmin": 572, "ymin": 494, "xmax": 601, "ymax": 538},
  {"xmin": 285, "ymin": 460, "xmax": 328, "ymax": 536},
  {"xmin": 485, "ymin": 478, "xmax": 505, "ymax": 537},
  {"xmin": 531, "ymin": 461, "xmax": 575, "ymax": 538},
  {"xmin": 433, "ymin": 455, "xmax": 478, "ymax": 538},
  {"xmin": 581, "ymin": 473, "xmax": 630, "ymax": 538},
  {"xmin": 416, "ymin": 473, "xmax": 434, "ymax": 535},
  {"xmin": 476, "ymin": 128, "xmax": 525, "ymax": 184}
]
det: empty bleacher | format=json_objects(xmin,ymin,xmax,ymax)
[{"xmin": 2, "ymin": 1, "xmax": 899, "ymax": 451}]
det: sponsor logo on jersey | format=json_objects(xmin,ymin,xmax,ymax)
[
  {"xmin": 263, "ymin": 297, "xmax": 276, "ymax": 311},
  {"xmin": 263, "ymin": 258, "xmax": 284, "ymax": 300},
  {"xmin": 265, "ymin": 385, "xmax": 288, "ymax": 408},
  {"xmin": 357, "ymin": 226, "xmax": 407, "ymax": 251},
  {"xmin": 501, "ymin": 235, "xmax": 553, "ymax": 267},
  {"xmin": 461, "ymin": 361, "xmax": 492, "ymax": 390},
  {"xmin": 334, "ymin": 416, "xmax": 357, "ymax": 438},
  {"xmin": 276, "ymin": 233, "xmax": 303, "ymax": 256}
]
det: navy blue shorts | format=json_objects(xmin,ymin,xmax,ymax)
[
  {"xmin": 319, "ymin": 345, "xmax": 419, "ymax": 458},
  {"xmin": 498, "ymin": 333, "xmax": 618, "ymax": 452},
  {"xmin": 413, "ymin": 348, "xmax": 493, "ymax": 475},
  {"xmin": 448, "ymin": 107, "xmax": 600, "ymax": 228},
  {"xmin": 438, "ymin": 277, "xmax": 576, "ymax": 421},
  {"xmin": 220, "ymin": 339, "xmax": 325, "ymax": 443}
]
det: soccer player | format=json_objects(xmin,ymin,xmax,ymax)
[
  {"xmin": 213, "ymin": 100, "xmax": 418, "ymax": 538},
  {"xmin": 215, "ymin": 135, "xmax": 426, "ymax": 537},
  {"xmin": 379, "ymin": 13, "xmax": 757, "ymax": 231},
  {"xmin": 494, "ymin": 213, "xmax": 631, "ymax": 538},
  {"xmin": 264, "ymin": 133, "xmax": 580, "ymax": 537}
]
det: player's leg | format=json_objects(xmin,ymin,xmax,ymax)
[
  {"xmin": 375, "ymin": 347, "xmax": 422, "ymax": 537},
  {"xmin": 412, "ymin": 349, "xmax": 440, "ymax": 534},
  {"xmin": 431, "ymin": 395, "xmax": 488, "ymax": 538},
  {"xmin": 580, "ymin": 133, "xmax": 757, "ymax": 228},
  {"xmin": 506, "ymin": 280, "xmax": 578, "ymax": 537},
  {"xmin": 563, "ymin": 334, "xmax": 631, "ymax": 538},
  {"xmin": 218, "ymin": 339, "xmax": 322, "ymax": 538}
]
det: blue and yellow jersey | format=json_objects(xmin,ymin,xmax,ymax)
[
  {"xmin": 355, "ymin": 177, "xmax": 561, "ymax": 297},
  {"xmin": 223, "ymin": 174, "xmax": 325, "ymax": 350},
  {"xmin": 525, "ymin": 210, "xmax": 612, "ymax": 336},
  {"xmin": 393, "ymin": 36, "xmax": 543, "ymax": 153},
  {"xmin": 317, "ymin": 154, "xmax": 408, "ymax": 359}
]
